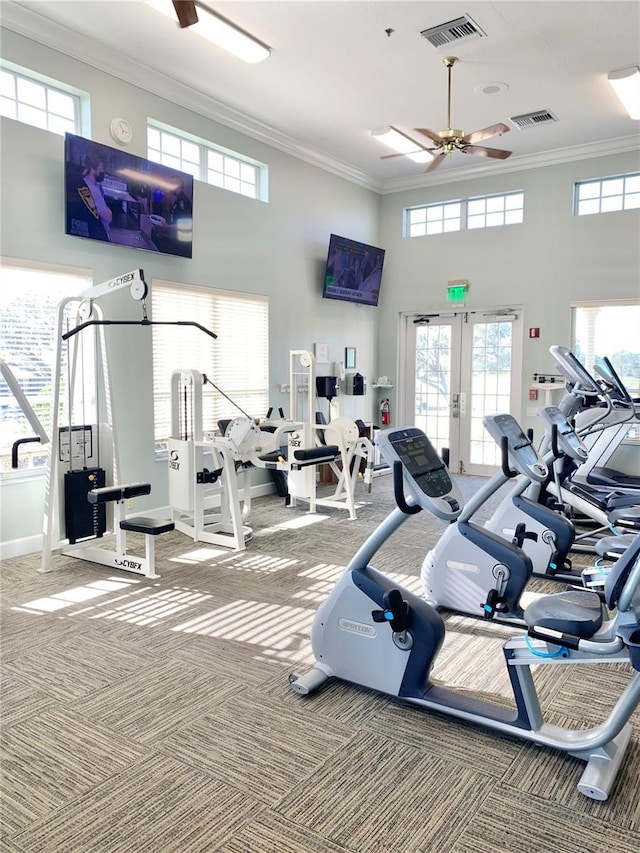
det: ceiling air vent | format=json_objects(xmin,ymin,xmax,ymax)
[
  {"xmin": 510, "ymin": 110, "xmax": 558, "ymax": 130},
  {"xmin": 420, "ymin": 15, "xmax": 486, "ymax": 49}
]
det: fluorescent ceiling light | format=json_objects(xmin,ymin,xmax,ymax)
[
  {"xmin": 608, "ymin": 65, "xmax": 640, "ymax": 120},
  {"xmin": 146, "ymin": 0, "xmax": 271, "ymax": 64},
  {"xmin": 370, "ymin": 126, "xmax": 434, "ymax": 164}
]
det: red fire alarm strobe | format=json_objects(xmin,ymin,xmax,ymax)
[{"xmin": 529, "ymin": 328, "xmax": 540, "ymax": 338}]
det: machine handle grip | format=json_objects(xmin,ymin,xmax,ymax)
[
  {"xmin": 500, "ymin": 436, "xmax": 517, "ymax": 479},
  {"xmin": 393, "ymin": 461, "xmax": 421, "ymax": 515},
  {"xmin": 528, "ymin": 625, "xmax": 579, "ymax": 651},
  {"xmin": 550, "ymin": 423, "xmax": 562, "ymax": 459}
]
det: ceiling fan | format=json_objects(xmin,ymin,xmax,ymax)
[{"xmin": 383, "ymin": 56, "xmax": 512, "ymax": 172}]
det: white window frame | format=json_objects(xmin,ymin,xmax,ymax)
[
  {"xmin": 0, "ymin": 258, "xmax": 92, "ymax": 478},
  {"xmin": 151, "ymin": 281, "xmax": 269, "ymax": 456},
  {"xmin": 570, "ymin": 299, "xmax": 640, "ymax": 398},
  {"xmin": 405, "ymin": 190, "xmax": 524, "ymax": 238},
  {"xmin": 147, "ymin": 120, "xmax": 268, "ymax": 202},
  {"xmin": 573, "ymin": 172, "xmax": 640, "ymax": 217},
  {"xmin": 0, "ymin": 60, "xmax": 87, "ymax": 136}
]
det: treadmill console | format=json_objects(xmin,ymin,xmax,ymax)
[
  {"xmin": 376, "ymin": 426, "xmax": 463, "ymax": 522},
  {"xmin": 594, "ymin": 356, "xmax": 634, "ymax": 406},
  {"xmin": 549, "ymin": 345, "xmax": 601, "ymax": 395},
  {"xmin": 482, "ymin": 413, "xmax": 548, "ymax": 482},
  {"xmin": 537, "ymin": 406, "xmax": 589, "ymax": 461}
]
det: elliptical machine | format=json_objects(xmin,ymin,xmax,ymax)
[{"xmin": 290, "ymin": 425, "xmax": 640, "ymax": 801}]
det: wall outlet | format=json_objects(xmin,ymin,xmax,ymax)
[{"xmin": 126, "ymin": 498, "xmax": 134, "ymax": 510}]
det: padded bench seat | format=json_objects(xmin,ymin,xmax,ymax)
[
  {"xmin": 258, "ymin": 445, "xmax": 340, "ymax": 468},
  {"xmin": 120, "ymin": 516, "xmax": 175, "ymax": 536}
]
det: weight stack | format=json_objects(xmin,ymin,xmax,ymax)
[{"xmin": 64, "ymin": 468, "xmax": 106, "ymax": 544}]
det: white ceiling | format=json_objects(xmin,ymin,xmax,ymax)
[{"xmin": 3, "ymin": 0, "xmax": 640, "ymax": 192}]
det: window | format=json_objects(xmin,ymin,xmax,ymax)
[
  {"xmin": 571, "ymin": 301, "xmax": 640, "ymax": 398},
  {"xmin": 147, "ymin": 122, "xmax": 267, "ymax": 201},
  {"xmin": 405, "ymin": 191, "xmax": 523, "ymax": 237},
  {"xmin": 152, "ymin": 282, "xmax": 269, "ymax": 453},
  {"xmin": 0, "ymin": 64, "xmax": 81, "ymax": 136},
  {"xmin": 0, "ymin": 262, "xmax": 91, "ymax": 473},
  {"xmin": 574, "ymin": 172, "xmax": 640, "ymax": 216}
]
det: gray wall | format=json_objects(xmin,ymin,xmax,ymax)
[
  {"xmin": 0, "ymin": 29, "xmax": 381, "ymax": 545},
  {"xmin": 377, "ymin": 150, "xmax": 640, "ymax": 435},
  {"xmin": 1, "ymin": 29, "xmax": 639, "ymax": 549}
]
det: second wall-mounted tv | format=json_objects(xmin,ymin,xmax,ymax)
[
  {"xmin": 322, "ymin": 233, "xmax": 385, "ymax": 307},
  {"xmin": 64, "ymin": 132, "xmax": 194, "ymax": 258}
]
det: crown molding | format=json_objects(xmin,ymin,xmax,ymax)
[
  {"xmin": 1, "ymin": 1, "xmax": 383, "ymax": 193},
  {"xmin": 2, "ymin": 2, "xmax": 638, "ymax": 199},
  {"xmin": 380, "ymin": 136, "xmax": 640, "ymax": 195}
]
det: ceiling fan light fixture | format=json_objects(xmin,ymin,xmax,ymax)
[
  {"xmin": 608, "ymin": 65, "xmax": 640, "ymax": 120},
  {"xmin": 370, "ymin": 127, "xmax": 434, "ymax": 163},
  {"xmin": 146, "ymin": 0, "xmax": 271, "ymax": 63}
]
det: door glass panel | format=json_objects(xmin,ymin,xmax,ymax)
[
  {"xmin": 414, "ymin": 323, "xmax": 451, "ymax": 455},
  {"xmin": 408, "ymin": 311, "xmax": 519, "ymax": 476},
  {"xmin": 469, "ymin": 321, "xmax": 513, "ymax": 466}
]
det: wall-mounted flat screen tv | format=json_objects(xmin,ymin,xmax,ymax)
[
  {"xmin": 64, "ymin": 132, "xmax": 194, "ymax": 258},
  {"xmin": 322, "ymin": 234, "xmax": 385, "ymax": 307}
]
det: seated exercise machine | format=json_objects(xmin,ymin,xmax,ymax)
[
  {"xmin": 167, "ymin": 351, "xmax": 374, "ymax": 550},
  {"xmin": 168, "ymin": 369, "xmax": 266, "ymax": 551},
  {"xmin": 481, "ymin": 405, "xmax": 586, "ymax": 585},
  {"xmin": 290, "ymin": 425, "xmax": 640, "ymax": 801},
  {"xmin": 40, "ymin": 269, "xmax": 215, "ymax": 578},
  {"xmin": 250, "ymin": 350, "xmax": 374, "ymax": 521},
  {"xmin": 422, "ymin": 411, "xmax": 584, "ymax": 623}
]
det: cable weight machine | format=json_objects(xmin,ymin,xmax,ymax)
[{"xmin": 40, "ymin": 269, "xmax": 217, "ymax": 578}]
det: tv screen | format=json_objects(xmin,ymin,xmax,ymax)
[
  {"xmin": 64, "ymin": 133, "xmax": 194, "ymax": 258},
  {"xmin": 322, "ymin": 234, "xmax": 385, "ymax": 307}
]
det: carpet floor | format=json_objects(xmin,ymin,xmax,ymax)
[{"xmin": 1, "ymin": 473, "xmax": 639, "ymax": 852}]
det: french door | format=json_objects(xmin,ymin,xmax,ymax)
[{"xmin": 401, "ymin": 309, "xmax": 522, "ymax": 476}]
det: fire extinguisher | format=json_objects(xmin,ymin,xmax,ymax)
[{"xmin": 380, "ymin": 398, "xmax": 390, "ymax": 426}]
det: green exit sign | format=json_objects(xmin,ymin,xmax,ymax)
[{"xmin": 447, "ymin": 280, "xmax": 468, "ymax": 302}]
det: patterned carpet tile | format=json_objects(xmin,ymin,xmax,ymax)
[
  {"xmin": 450, "ymin": 782, "xmax": 640, "ymax": 853},
  {"xmin": 12, "ymin": 754, "xmax": 261, "ymax": 853},
  {"xmin": 71, "ymin": 658, "xmax": 241, "ymax": 744},
  {"xmin": 218, "ymin": 808, "xmax": 355, "ymax": 853},
  {"xmin": 545, "ymin": 661, "xmax": 640, "ymax": 725},
  {"xmin": 165, "ymin": 596, "xmax": 318, "ymax": 668},
  {"xmin": 159, "ymin": 691, "xmax": 353, "ymax": 805},
  {"xmin": 503, "ymin": 718, "xmax": 640, "ymax": 829},
  {"xmin": 264, "ymin": 668, "xmax": 394, "ymax": 728},
  {"xmin": 2, "ymin": 629, "xmax": 157, "ymax": 702},
  {"xmin": 276, "ymin": 729, "xmax": 495, "ymax": 853},
  {"xmin": 0, "ymin": 606, "xmax": 86, "ymax": 663},
  {"xmin": 1, "ymin": 708, "xmax": 146, "ymax": 836},
  {"xmin": 171, "ymin": 632, "xmax": 302, "ymax": 688},
  {"xmin": 364, "ymin": 697, "xmax": 525, "ymax": 778},
  {"xmin": 0, "ymin": 670, "xmax": 57, "ymax": 729}
]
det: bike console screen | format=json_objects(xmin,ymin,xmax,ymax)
[
  {"xmin": 483, "ymin": 413, "xmax": 547, "ymax": 480},
  {"xmin": 383, "ymin": 428, "xmax": 452, "ymax": 498},
  {"xmin": 538, "ymin": 406, "xmax": 588, "ymax": 460}
]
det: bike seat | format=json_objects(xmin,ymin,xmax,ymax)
[{"xmin": 524, "ymin": 589, "xmax": 604, "ymax": 640}]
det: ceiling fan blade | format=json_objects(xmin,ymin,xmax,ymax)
[
  {"xmin": 462, "ymin": 145, "xmax": 512, "ymax": 160},
  {"xmin": 415, "ymin": 128, "xmax": 444, "ymax": 146},
  {"xmin": 380, "ymin": 148, "xmax": 437, "ymax": 160},
  {"xmin": 172, "ymin": 1, "xmax": 199, "ymax": 28},
  {"xmin": 424, "ymin": 153, "xmax": 447, "ymax": 173},
  {"xmin": 461, "ymin": 123, "xmax": 511, "ymax": 145}
]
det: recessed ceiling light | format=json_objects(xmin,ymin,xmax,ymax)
[{"xmin": 474, "ymin": 82, "xmax": 509, "ymax": 96}]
